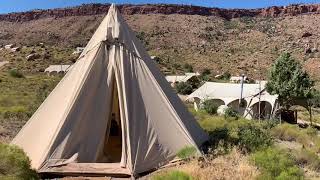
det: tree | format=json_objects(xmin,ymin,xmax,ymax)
[{"xmin": 266, "ymin": 53, "xmax": 314, "ymax": 110}]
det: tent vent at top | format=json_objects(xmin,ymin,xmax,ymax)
[{"xmin": 11, "ymin": 4, "xmax": 208, "ymax": 177}]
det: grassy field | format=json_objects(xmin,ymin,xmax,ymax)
[{"xmin": 0, "ymin": 70, "xmax": 61, "ymax": 142}]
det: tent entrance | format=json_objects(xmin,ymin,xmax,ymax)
[{"xmin": 100, "ymin": 78, "xmax": 123, "ymax": 163}]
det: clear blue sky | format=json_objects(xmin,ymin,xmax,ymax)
[{"xmin": 1, "ymin": 0, "xmax": 320, "ymax": 14}]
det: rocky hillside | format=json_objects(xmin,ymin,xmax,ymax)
[{"xmin": 0, "ymin": 3, "xmax": 320, "ymax": 82}]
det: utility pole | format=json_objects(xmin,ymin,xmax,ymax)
[
  {"xmin": 239, "ymin": 74, "xmax": 245, "ymax": 112},
  {"xmin": 258, "ymin": 79, "xmax": 261, "ymax": 123}
]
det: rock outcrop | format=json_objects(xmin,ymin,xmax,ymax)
[{"xmin": 0, "ymin": 3, "xmax": 320, "ymax": 22}]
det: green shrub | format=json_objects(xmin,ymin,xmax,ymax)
[
  {"xmin": 221, "ymin": 71, "xmax": 231, "ymax": 80},
  {"xmin": 187, "ymin": 77, "xmax": 201, "ymax": 89},
  {"xmin": 198, "ymin": 115, "xmax": 227, "ymax": 131},
  {"xmin": 238, "ymin": 124, "xmax": 273, "ymax": 152},
  {"xmin": 200, "ymin": 68, "xmax": 211, "ymax": 81},
  {"xmin": 175, "ymin": 82, "xmax": 193, "ymax": 95},
  {"xmin": 224, "ymin": 20, "xmax": 239, "ymax": 29},
  {"xmin": 224, "ymin": 107, "xmax": 239, "ymax": 120},
  {"xmin": 206, "ymin": 118, "xmax": 273, "ymax": 153},
  {"xmin": 9, "ymin": 69, "xmax": 24, "ymax": 78},
  {"xmin": 176, "ymin": 146, "xmax": 197, "ymax": 159},
  {"xmin": 202, "ymin": 100, "xmax": 219, "ymax": 115},
  {"xmin": 183, "ymin": 63, "xmax": 193, "ymax": 73},
  {"xmin": 153, "ymin": 170, "xmax": 193, "ymax": 180},
  {"xmin": 201, "ymin": 68, "xmax": 211, "ymax": 76},
  {"xmin": 251, "ymin": 147, "xmax": 304, "ymax": 180},
  {"xmin": 0, "ymin": 143, "xmax": 39, "ymax": 180}
]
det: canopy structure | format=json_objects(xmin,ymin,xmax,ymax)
[
  {"xmin": 12, "ymin": 4, "xmax": 207, "ymax": 177},
  {"xmin": 165, "ymin": 72, "xmax": 200, "ymax": 84},
  {"xmin": 44, "ymin": 65, "xmax": 72, "ymax": 74},
  {"xmin": 188, "ymin": 82, "xmax": 278, "ymax": 120}
]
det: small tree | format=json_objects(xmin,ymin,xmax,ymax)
[{"xmin": 266, "ymin": 53, "xmax": 314, "ymax": 119}]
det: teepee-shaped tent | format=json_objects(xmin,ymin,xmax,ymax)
[{"xmin": 12, "ymin": 4, "xmax": 208, "ymax": 176}]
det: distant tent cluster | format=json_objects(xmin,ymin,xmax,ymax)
[
  {"xmin": 12, "ymin": 4, "xmax": 207, "ymax": 177},
  {"xmin": 45, "ymin": 65, "xmax": 72, "ymax": 75},
  {"xmin": 188, "ymin": 82, "xmax": 279, "ymax": 120}
]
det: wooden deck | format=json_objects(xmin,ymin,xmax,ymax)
[{"xmin": 41, "ymin": 163, "xmax": 131, "ymax": 177}]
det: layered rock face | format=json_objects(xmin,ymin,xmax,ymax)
[{"xmin": 0, "ymin": 3, "xmax": 320, "ymax": 22}]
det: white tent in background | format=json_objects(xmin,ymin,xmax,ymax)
[
  {"xmin": 166, "ymin": 72, "xmax": 200, "ymax": 84},
  {"xmin": 12, "ymin": 4, "xmax": 207, "ymax": 177},
  {"xmin": 45, "ymin": 65, "xmax": 72, "ymax": 74},
  {"xmin": 188, "ymin": 82, "xmax": 278, "ymax": 120}
]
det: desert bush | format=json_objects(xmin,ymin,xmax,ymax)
[
  {"xmin": 136, "ymin": 31, "xmax": 149, "ymax": 46},
  {"xmin": 152, "ymin": 170, "xmax": 193, "ymax": 180},
  {"xmin": 224, "ymin": 20, "xmax": 239, "ymax": 29},
  {"xmin": 175, "ymin": 82, "xmax": 193, "ymax": 95},
  {"xmin": 224, "ymin": 107, "xmax": 239, "ymax": 120},
  {"xmin": 251, "ymin": 147, "xmax": 304, "ymax": 180},
  {"xmin": 177, "ymin": 146, "xmax": 197, "ymax": 159},
  {"xmin": 202, "ymin": 100, "xmax": 218, "ymax": 115},
  {"xmin": 0, "ymin": 143, "xmax": 39, "ymax": 180},
  {"xmin": 205, "ymin": 118, "xmax": 273, "ymax": 153},
  {"xmin": 201, "ymin": 68, "xmax": 211, "ymax": 76},
  {"xmin": 237, "ymin": 124, "xmax": 273, "ymax": 152},
  {"xmin": 187, "ymin": 77, "xmax": 201, "ymax": 89},
  {"xmin": 293, "ymin": 149, "xmax": 320, "ymax": 171},
  {"xmin": 200, "ymin": 68, "xmax": 211, "ymax": 81},
  {"xmin": 183, "ymin": 63, "xmax": 193, "ymax": 73},
  {"xmin": 271, "ymin": 124, "xmax": 312, "ymax": 147},
  {"xmin": 240, "ymin": 16, "xmax": 256, "ymax": 26},
  {"xmin": 197, "ymin": 115, "xmax": 227, "ymax": 131},
  {"xmin": 9, "ymin": 69, "xmax": 24, "ymax": 78},
  {"xmin": 216, "ymin": 71, "xmax": 231, "ymax": 81}
]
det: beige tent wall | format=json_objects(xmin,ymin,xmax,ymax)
[
  {"xmin": 42, "ymin": 44, "xmax": 115, "ymax": 168},
  {"xmin": 11, "ymin": 44, "xmax": 103, "ymax": 169}
]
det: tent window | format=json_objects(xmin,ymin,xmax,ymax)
[{"xmin": 102, "ymin": 79, "xmax": 122, "ymax": 163}]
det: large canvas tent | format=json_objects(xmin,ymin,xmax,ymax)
[
  {"xmin": 12, "ymin": 4, "xmax": 207, "ymax": 176},
  {"xmin": 188, "ymin": 82, "xmax": 278, "ymax": 120}
]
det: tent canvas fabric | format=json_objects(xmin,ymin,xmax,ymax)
[{"xmin": 11, "ymin": 4, "xmax": 208, "ymax": 176}]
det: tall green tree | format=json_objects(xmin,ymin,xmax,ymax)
[{"xmin": 266, "ymin": 53, "xmax": 314, "ymax": 110}]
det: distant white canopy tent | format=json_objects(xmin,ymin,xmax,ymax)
[
  {"xmin": 45, "ymin": 65, "xmax": 72, "ymax": 74},
  {"xmin": 166, "ymin": 72, "xmax": 200, "ymax": 85},
  {"xmin": 188, "ymin": 82, "xmax": 278, "ymax": 120},
  {"xmin": 12, "ymin": 4, "xmax": 207, "ymax": 177}
]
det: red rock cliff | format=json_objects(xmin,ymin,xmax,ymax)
[{"xmin": 0, "ymin": 3, "xmax": 319, "ymax": 22}]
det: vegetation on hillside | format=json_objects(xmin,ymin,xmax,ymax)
[{"xmin": 0, "ymin": 71, "xmax": 61, "ymax": 142}]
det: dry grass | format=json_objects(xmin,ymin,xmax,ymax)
[{"xmin": 154, "ymin": 149, "xmax": 259, "ymax": 180}]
